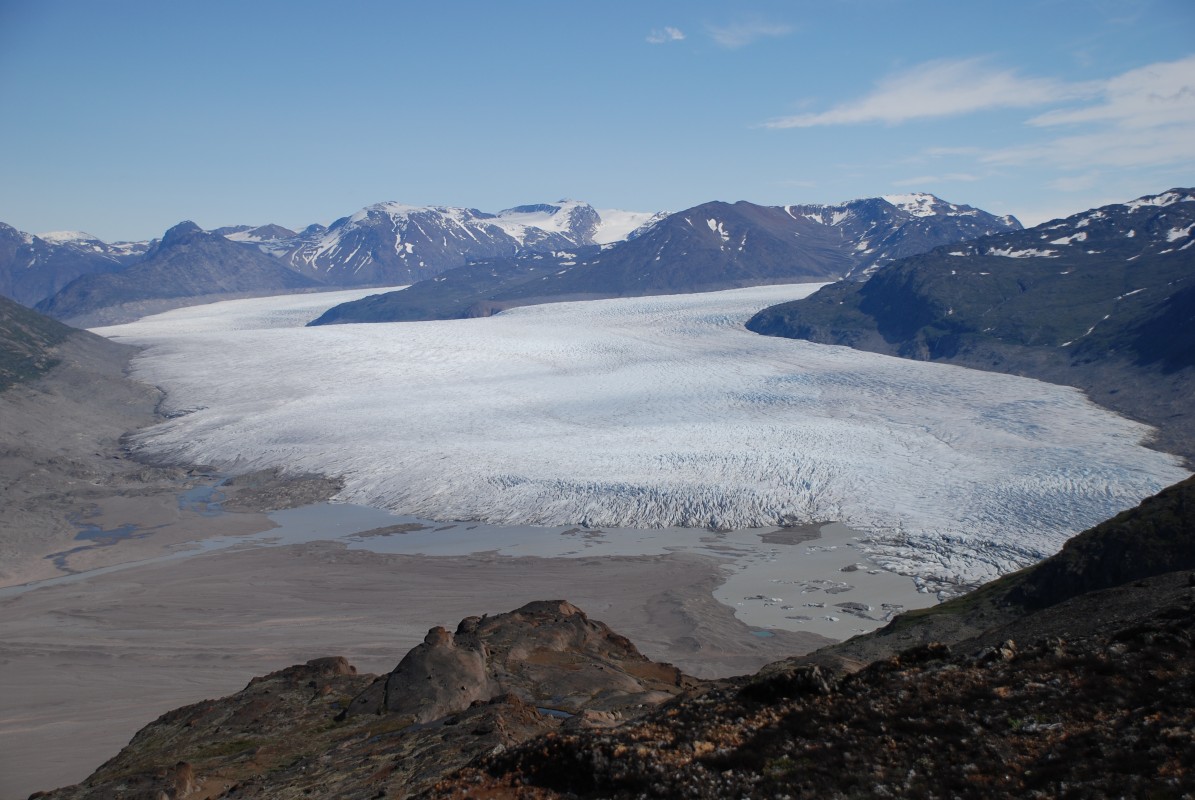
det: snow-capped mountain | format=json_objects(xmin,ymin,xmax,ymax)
[
  {"xmin": 592, "ymin": 208, "xmax": 668, "ymax": 244},
  {"xmin": 0, "ymin": 223, "xmax": 147, "ymax": 307},
  {"xmin": 273, "ymin": 200, "xmax": 659, "ymax": 286},
  {"xmin": 940, "ymin": 187, "xmax": 1195, "ymax": 262},
  {"xmin": 786, "ymin": 193, "xmax": 1021, "ymax": 277},
  {"xmin": 35, "ymin": 230, "xmax": 151, "ymax": 261},
  {"xmin": 12, "ymin": 200, "xmax": 663, "ymax": 321},
  {"xmin": 14, "ymin": 193, "xmax": 1013, "ymax": 323},
  {"xmin": 213, "ymin": 223, "xmax": 299, "ymax": 246},
  {"xmin": 311, "ymin": 193, "xmax": 1021, "ymax": 324}
]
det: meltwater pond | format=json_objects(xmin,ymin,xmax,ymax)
[
  {"xmin": 0, "ymin": 497, "xmax": 936, "ymax": 640},
  {"xmin": 194, "ymin": 501, "xmax": 941, "ymax": 639}
]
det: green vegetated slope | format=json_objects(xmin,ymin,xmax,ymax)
[{"xmin": 0, "ymin": 292, "xmax": 76, "ymax": 391}]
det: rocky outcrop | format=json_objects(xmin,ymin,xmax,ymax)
[
  {"xmin": 38, "ymin": 602, "xmax": 691, "ymax": 799},
  {"xmin": 345, "ymin": 600, "xmax": 687, "ymax": 723},
  {"xmin": 435, "ymin": 572, "xmax": 1195, "ymax": 799},
  {"xmin": 349, "ymin": 624, "xmax": 493, "ymax": 722}
]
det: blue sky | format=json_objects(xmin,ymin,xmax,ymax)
[{"xmin": 1, "ymin": 0, "xmax": 1193, "ymax": 241}]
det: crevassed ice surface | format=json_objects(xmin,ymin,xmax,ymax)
[{"xmin": 94, "ymin": 285, "xmax": 1191, "ymax": 585}]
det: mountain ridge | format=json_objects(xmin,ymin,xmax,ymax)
[
  {"xmin": 35, "ymin": 221, "xmax": 327, "ymax": 327},
  {"xmin": 4, "ymin": 193, "xmax": 1017, "ymax": 325},
  {"xmin": 309, "ymin": 192, "xmax": 1020, "ymax": 325},
  {"xmin": 6, "ymin": 200, "xmax": 665, "ymax": 322},
  {"xmin": 0, "ymin": 222, "xmax": 145, "ymax": 308}
]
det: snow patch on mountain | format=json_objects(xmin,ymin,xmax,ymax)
[
  {"xmin": 93, "ymin": 286, "xmax": 1188, "ymax": 587},
  {"xmin": 1049, "ymin": 232, "xmax": 1088, "ymax": 245},
  {"xmin": 881, "ymin": 193, "xmax": 941, "ymax": 217},
  {"xmin": 707, "ymin": 218, "xmax": 731, "ymax": 242},
  {"xmin": 988, "ymin": 246, "xmax": 1058, "ymax": 258},
  {"xmin": 36, "ymin": 230, "xmax": 100, "ymax": 244},
  {"xmin": 794, "ymin": 207, "xmax": 853, "ymax": 226},
  {"xmin": 1124, "ymin": 190, "xmax": 1195, "ymax": 211},
  {"xmin": 594, "ymin": 209, "xmax": 668, "ymax": 244},
  {"xmin": 492, "ymin": 200, "xmax": 590, "ymax": 239}
]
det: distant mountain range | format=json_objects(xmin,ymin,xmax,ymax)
[
  {"xmin": 309, "ymin": 194, "xmax": 1018, "ymax": 324},
  {"xmin": 0, "ymin": 223, "xmax": 146, "ymax": 308},
  {"xmin": 35, "ymin": 221, "xmax": 326, "ymax": 326},
  {"xmin": 747, "ymin": 188, "xmax": 1195, "ymax": 462},
  {"xmin": 277, "ymin": 200, "xmax": 661, "ymax": 286},
  {"xmin": 2, "ymin": 200, "xmax": 664, "ymax": 325},
  {"xmin": 1, "ymin": 194, "xmax": 1015, "ymax": 326}
]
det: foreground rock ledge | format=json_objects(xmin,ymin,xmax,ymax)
[{"xmin": 35, "ymin": 600, "xmax": 695, "ymax": 800}]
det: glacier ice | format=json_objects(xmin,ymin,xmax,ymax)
[{"xmin": 93, "ymin": 285, "xmax": 1191, "ymax": 586}]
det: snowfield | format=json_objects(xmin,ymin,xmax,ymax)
[{"xmin": 94, "ymin": 285, "xmax": 1190, "ymax": 586}]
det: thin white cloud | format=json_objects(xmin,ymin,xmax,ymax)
[
  {"xmin": 922, "ymin": 146, "xmax": 983, "ymax": 157},
  {"xmin": 1029, "ymin": 55, "xmax": 1195, "ymax": 130},
  {"xmin": 984, "ymin": 55, "xmax": 1195, "ymax": 170},
  {"xmin": 646, "ymin": 26, "xmax": 685, "ymax": 44},
  {"xmin": 984, "ymin": 125, "xmax": 1195, "ymax": 169},
  {"xmin": 764, "ymin": 58, "xmax": 1091, "ymax": 128},
  {"xmin": 707, "ymin": 20, "xmax": 792, "ymax": 49},
  {"xmin": 891, "ymin": 173, "xmax": 981, "ymax": 187},
  {"xmin": 1048, "ymin": 172, "xmax": 1102, "ymax": 192}
]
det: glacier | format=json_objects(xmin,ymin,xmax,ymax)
[{"xmin": 93, "ymin": 285, "xmax": 1191, "ymax": 586}]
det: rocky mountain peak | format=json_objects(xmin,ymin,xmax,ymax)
[
  {"xmin": 877, "ymin": 192, "xmax": 998, "ymax": 220},
  {"xmin": 159, "ymin": 220, "xmax": 205, "ymax": 248}
]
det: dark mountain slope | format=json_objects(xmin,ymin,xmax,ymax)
[
  {"xmin": 309, "ymin": 247, "xmax": 603, "ymax": 324},
  {"xmin": 37, "ymin": 476, "xmax": 1195, "ymax": 799},
  {"xmin": 36, "ymin": 221, "xmax": 326, "ymax": 326},
  {"xmin": 748, "ymin": 189, "xmax": 1195, "ymax": 462},
  {"xmin": 309, "ymin": 194, "xmax": 1019, "ymax": 325}
]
